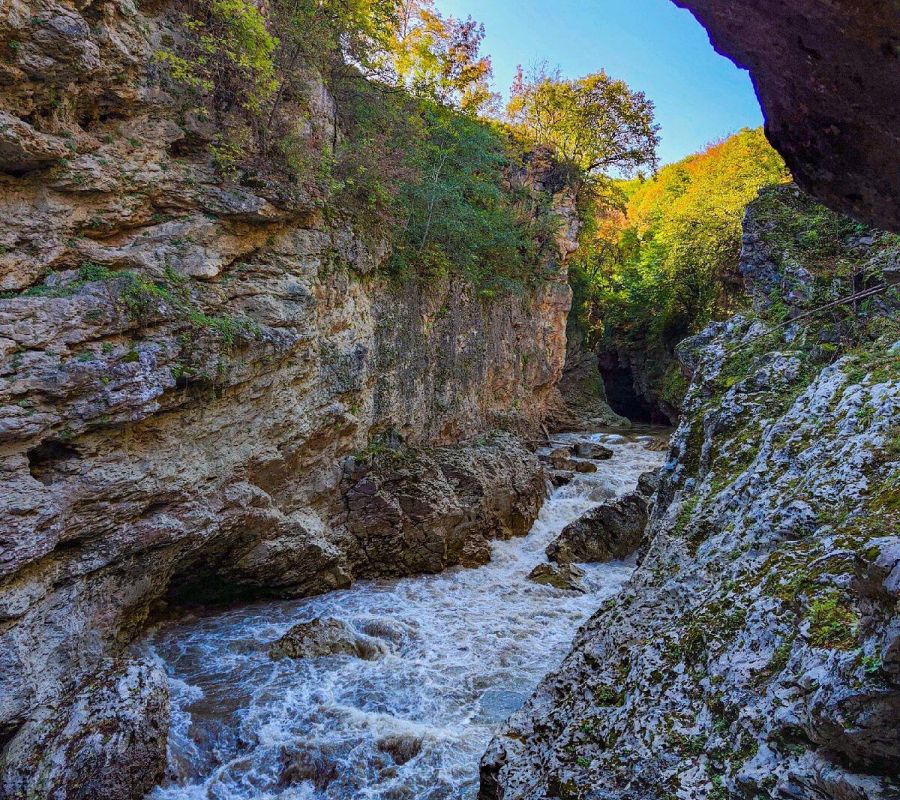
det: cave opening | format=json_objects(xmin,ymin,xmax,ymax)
[{"xmin": 599, "ymin": 365, "xmax": 655, "ymax": 425}]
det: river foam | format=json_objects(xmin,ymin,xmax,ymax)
[{"xmin": 144, "ymin": 429, "xmax": 667, "ymax": 799}]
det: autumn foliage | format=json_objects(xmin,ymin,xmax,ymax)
[{"xmin": 572, "ymin": 128, "xmax": 790, "ymax": 346}]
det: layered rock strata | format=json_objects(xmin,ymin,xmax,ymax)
[{"xmin": 0, "ymin": 0, "xmax": 575, "ymax": 794}]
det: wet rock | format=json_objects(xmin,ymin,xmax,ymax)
[
  {"xmin": 268, "ymin": 618, "xmax": 388, "ymax": 661},
  {"xmin": 358, "ymin": 618, "xmax": 416, "ymax": 648},
  {"xmin": 0, "ymin": 659, "xmax": 169, "ymax": 800},
  {"xmin": 377, "ymin": 734, "xmax": 423, "ymax": 765},
  {"xmin": 549, "ymin": 469, "xmax": 574, "ymax": 487},
  {"xmin": 278, "ymin": 746, "xmax": 339, "ymax": 790},
  {"xmin": 635, "ymin": 469, "xmax": 660, "ymax": 498},
  {"xmin": 482, "ymin": 199, "xmax": 900, "ymax": 799},
  {"xmin": 342, "ymin": 433, "xmax": 546, "ymax": 577},
  {"xmin": 546, "ymin": 493, "xmax": 649, "ymax": 565},
  {"xmin": 527, "ymin": 562, "xmax": 586, "ymax": 593},
  {"xmin": 573, "ymin": 459, "xmax": 597, "ymax": 474},
  {"xmin": 641, "ymin": 437, "xmax": 669, "ymax": 452},
  {"xmin": 544, "ymin": 446, "xmax": 576, "ymax": 471},
  {"xmin": 574, "ymin": 442, "xmax": 613, "ymax": 460}
]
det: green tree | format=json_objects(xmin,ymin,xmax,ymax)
[
  {"xmin": 573, "ymin": 128, "xmax": 790, "ymax": 346},
  {"xmin": 508, "ymin": 65, "xmax": 660, "ymax": 177},
  {"xmin": 392, "ymin": 0, "xmax": 497, "ymax": 114}
]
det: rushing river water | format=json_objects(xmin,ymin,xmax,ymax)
[{"xmin": 144, "ymin": 429, "xmax": 668, "ymax": 800}]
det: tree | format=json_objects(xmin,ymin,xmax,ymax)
[
  {"xmin": 571, "ymin": 128, "xmax": 791, "ymax": 347},
  {"xmin": 392, "ymin": 0, "xmax": 497, "ymax": 114},
  {"xmin": 508, "ymin": 65, "xmax": 659, "ymax": 177}
]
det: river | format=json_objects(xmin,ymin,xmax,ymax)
[{"xmin": 143, "ymin": 429, "xmax": 668, "ymax": 800}]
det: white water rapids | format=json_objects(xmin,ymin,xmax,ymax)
[{"xmin": 144, "ymin": 429, "xmax": 668, "ymax": 800}]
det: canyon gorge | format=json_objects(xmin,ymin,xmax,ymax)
[{"xmin": 0, "ymin": 1, "xmax": 898, "ymax": 799}]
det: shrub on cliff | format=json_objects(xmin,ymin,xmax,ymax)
[{"xmin": 154, "ymin": 0, "xmax": 660, "ymax": 296}]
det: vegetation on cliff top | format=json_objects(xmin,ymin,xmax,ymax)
[
  {"xmin": 155, "ymin": 0, "xmax": 659, "ymax": 294},
  {"xmin": 572, "ymin": 128, "xmax": 789, "ymax": 342}
]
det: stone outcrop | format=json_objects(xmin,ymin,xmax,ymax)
[
  {"xmin": 527, "ymin": 562, "xmax": 587, "ymax": 593},
  {"xmin": 673, "ymin": 0, "xmax": 900, "ymax": 232},
  {"xmin": 481, "ymin": 187, "xmax": 900, "ymax": 800},
  {"xmin": 546, "ymin": 484, "xmax": 652, "ymax": 566},
  {"xmin": 343, "ymin": 433, "xmax": 547, "ymax": 575},
  {"xmin": 550, "ymin": 327, "xmax": 629, "ymax": 430},
  {"xmin": 0, "ymin": 0, "xmax": 576, "ymax": 793},
  {"xmin": 0, "ymin": 659, "xmax": 170, "ymax": 800},
  {"xmin": 268, "ymin": 618, "xmax": 388, "ymax": 661}
]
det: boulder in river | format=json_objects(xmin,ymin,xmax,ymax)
[
  {"xmin": 376, "ymin": 733, "xmax": 423, "ymax": 765},
  {"xmin": 573, "ymin": 459, "xmax": 598, "ymax": 474},
  {"xmin": 546, "ymin": 493, "xmax": 650, "ymax": 565},
  {"xmin": 527, "ymin": 562, "xmax": 587, "ymax": 592},
  {"xmin": 269, "ymin": 618, "xmax": 388, "ymax": 661},
  {"xmin": 574, "ymin": 441, "xmax": 613, "ymax": 460},
  {"xmin": 636, "ymin": 469, "xmax": 660, "ymax": 498},
  {"xmin": 278, "ymin": 746, "xmax": 339, "ymax": 790},
  {"xmin": 545, "ymin": 446, "xmax": 577, "ymax": 471},
  {"xmin": 549, "ymin": 469, "xmax": 575, "ymax": 487},
  {"xmin": 343, "ymin": 433, "xmax": 547, "ymax": 577}
]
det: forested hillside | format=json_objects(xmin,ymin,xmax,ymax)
[
  {"xmin": 1, "ymin": 1, "xmax": 896, "ymax": 799},
  {"xmin": 569, "ymin": 128, "xmax": 790, "ymax": 419}
]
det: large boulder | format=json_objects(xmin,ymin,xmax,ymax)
[
  {"xmin": 342, "ymin": 433, "xmax": 547, "ymax": 576},
  {"xmin": 527, "ymin": 562, "xmax": 587, "ymax": 593},
  {"xmin": 546, "ymin": 492, "xmax": 650, "ymax": 565},
  {"xmin": 574, "ymin": 441, "xmax": 613, "ymax": 460},
  {"xmin": 268, "ymin": 618, "xmax": 388, "ymax": 661}
]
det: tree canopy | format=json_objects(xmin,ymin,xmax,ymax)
[
  {"xmin": 507, "ymin": 66, "xmax": 660, "ymax": 177},
  {"xmin": 571, "ymin": 127, "xmax": 790, "ymax": 350}
]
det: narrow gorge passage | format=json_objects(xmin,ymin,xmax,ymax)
[{"xmin": 142, "ymin": 430, "xmax": 668, "ymax": 800}]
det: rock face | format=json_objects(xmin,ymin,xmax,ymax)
[
  {"xmin": 0, "ymin": 1, "xmax": 574, "ymax": 793},
  {"xmin": 550, "ymin": 327, "xmax": 629, "ymax": 430},
  {"xmin": 481, "ymin": 187, "xmax": 900, "ymax": 800},
  {"xmin": 597, "ymin": 341, "xmax": 682, "ymax": 424},
  {"xmin": 673, "ymin": 0, "xmax": 900, "ymax": 232},
  {"xmin": 0, "ymin": 659, "xmax": 170, "ymax": 800}
]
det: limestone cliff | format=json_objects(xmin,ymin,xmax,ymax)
[
  {"xmin": 481, "ymin": 186, "xmax": 900, "ymax": 800},
  {"xmin": 0, "ymin": 0, "xmax": 577, "ymax": 795}
]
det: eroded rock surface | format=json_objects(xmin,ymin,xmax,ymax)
[
  {"xmin": 269, "ymin": 618, "xmax": 388, "ymax": 661},
  {"xmin": 674, "ymin": 0, "xmax": 900, "ymax": 231},
  {"xmin": 0, "ymin": 0, "xmax": 575, "ymax": 792},
  {"xmin": 481, "ymin": 187, "xmax": 900, "ymax": 800},
  {"xmin": 1, "ymin": 659, "xmax": 170, "ymax": 800},
  {"xmin": 343, "ymin": 433, "xmax": 547, "ymax": 575},
  {"xmin": 546, "ymin": 491, "xmax": 649, "ymax": 566}
]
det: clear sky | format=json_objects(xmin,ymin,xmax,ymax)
[{"xmin": 437, "ymin": 0, "xmax": 764, "ymax": 166}]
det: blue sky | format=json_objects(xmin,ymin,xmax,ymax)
[{"xmin": 437, "ymin": 0, "xmax": 764, "ymax": 166}]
